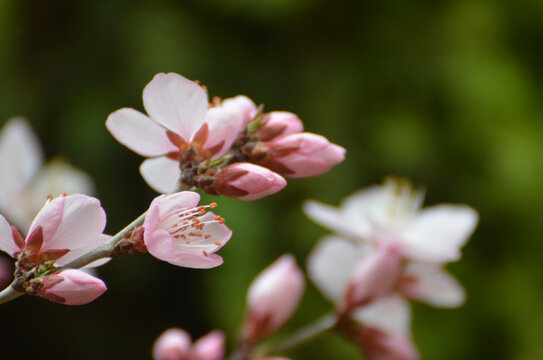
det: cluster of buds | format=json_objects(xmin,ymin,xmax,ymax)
[
  {"xmin": 304, "ymin": 178, "xmax": 479, "ymax": 360},
  {"xmin": 106, "ymin": 73, "xmax": 345, "ymax": 200},
  {"xmin": 151, "ymin": 254, "xmax": 305, "ymax": 360}
]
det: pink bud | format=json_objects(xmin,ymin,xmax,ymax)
[
  {"xmin": 153, "ymin": 328, "xmax": 191, "ymax": 360},
  {"xmin": 41, "ymin": 269, "xmax": 106, "ymax": 305},
  {"xmin": 343, "ymin": 242, "xmax": 403, "ymax": 311},
  {"xmin": 257, "ymin": 112, "xmax": 304, "ymax": 142},
  {"xmin": 261, "ymin": 133, "xmax": 345, "ymax": 178},
  {"xmin": 192, "ymin": 331, "xmax": 225, "ymax": 360},
  {"xmin": 356, "ymin": 327, "xmax": 419, "ymax": 360},
  {"xmin": 220, "ymin": 95, "xmax": 258, "ymax": 126},
  {"xmin": 244, "ymin": 254, "xmax": 305, "ymax": 340},
  {"xmin": 213, "ymin": 163, "xmax": 286, "ymax": 201},
  {"xmin": 0, "ymin": 256, "xmax": 13, "ymax": 290}
]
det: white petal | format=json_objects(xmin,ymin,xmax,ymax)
[
  {"xmin": 170, "ymin": 212, "xmax": 231, "ymax": 255},
  {"xmin": 303, "ymin": 200, "xmax": 368, "ymax": 240},
  {"xmin": 143, "ymin": 73, "xmax": 208, "ymax": 140},
  {"xmin": 402, "ymin": 263, "xmax": 466, "ymax": 308},
  {"xmin": 8, "ymin": 159, "xmax": 95, "ymax": 231},
  {"xmin": 204, "ymin": 107, "xmax": 244, "ymax": 159},
  {"xmin": 307, "ymin": 235, "xmax": 365, "ymax": 303},
  {"xmin": 352, "ymin": 295, "xmax": 411, "ymax": 335},
  {"xmin": 0, "ymin": 215, "xmax": 18, "ymax": 257},
  {"xmin": 140, "ymin": 157, "xmax": 181, "ymax": 193},
  {"xmin": 0, "ymin": 118, "xmax": 43, "ymax": 207},
  {"xmin": 402, "ymin": 205, "xmax": 479, "ymax": 263},
  {"xmin": 106, "ymin": 108, "xmax": 178, "ymax": 156}
]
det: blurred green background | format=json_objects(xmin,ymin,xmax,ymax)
[{"xmin": 1, "ymin": 0, "xmax": 542, "ymax": 359}]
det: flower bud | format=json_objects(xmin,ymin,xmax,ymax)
[
  {"xmin": 213, "ymin": 163, "xmax": 286, "ymax": 201},
  {"xmin": 354, "ymin": 326, "xmax": 419, "ymax": 360},
  {"xmin": 0, "ymin": 256, "xmax": 13, "ymax": 290},
  {"xmin": 260, "ymin": 133, "xmax": 345, "ymax": 178},
  {"xmin": 257, "ymin": 112, "xmax": 304, "ymax": 142},
  {"xmin": 220, "ymin": 95, "xmax": 258, "ymax": 126},
  {"xmin": 191, "ymin": 331, "xmax": 225, "ymax": 360},
  {"xmin": 40, "ymin": 269, "xmax": 106, "ymax": 305},
  {"xmin": 153, "ymin": 328, "xmax": 191, "ymax": 360},
  {"xmin": 243, "ymin": 254, "xmax": 305, "ymax": 340},
  {"xmin": 343, "ymin": 242, "xmax": 403, "ymax": 311}
]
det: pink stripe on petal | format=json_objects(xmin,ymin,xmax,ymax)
[
  {"xmin": 106, "ymin": 108, "xmax": 178, "ymax": 157},
  {"xmin": 27, "ymin": 196, "xmax": 66, "ymax": 246}
]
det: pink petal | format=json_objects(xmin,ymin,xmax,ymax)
[
  {"xmin": 32, "ymin": 195, "xmax": 108, "ymax": 263},
  {"xmin": 402, "ymin": 205, "xmax": 479, "ymax": 263},
  {"xmin": 204, "ymin": 107, "xmax": 244, "ymax": 159},
  {"xmin": 147, "ymin": 230, "xmax": 224, "ymax": 269},
  {"xmin": 192, "ymin": 331, "xmax": 225, "ymax": 360},
  {"xmin": 306, "ymin": 235, "xmax": 364, "ymax": 303},
  {"xmin": 0, "ymin": 118, "xmax": 43, "ymax": 207},
  {"xmin": 106, "ymin": 108, "xmax": 178, "ymax": 157},
  {"xmin": 0, "ymin": 215, "xmax": 19, "ymax": 257},
  {"xmin": 59, "ymin": 234, "xmax": 112, "ymax": 266},
  {"xmin": 153, "ymin": 328, "xmax": 192, "ymax": 360},
  {"xmin": 169, "ymin": 212, "xmax": 231, "ymax": 254},
  {"xmin": 220, "ymin": 95, "xmax": 257, "ymax": 126},
  {"xmin": 143, "ymin": 73, "xmax": 208, "ymax": 140},
  {"xmin": 153, "ymin": 192, "xmax": 201, "ymax": 219},
  {"xmin": 140, "ymin": 156, "xmax": 181, "ymax": 193},
  {"xmin": 401, "ymin": 263, "xmax": 465, "ymax": 308},
  {"xmin": 352, "ymin": 295, "xmax": 411, "ymax": 335}
]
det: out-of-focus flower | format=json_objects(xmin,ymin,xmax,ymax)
[
  {"xmin": 0, "ymin": 194, "xmax": 110, "ymax": 268},
  {"xmin": 212, "ymin": 163, "xmax": 286, "ymax": 201},
  {"xmin": 106, "ymin": 73, "xmax": 243, "ymax": 193},
  {"xmin": 0, "ymin": 256, "xmax": 13, "ymax": 290},
  {"xmin": 0, "ymin": 118, "xmax": 94, "ymax": 230},
  {"xmin": 304, "ymin": 177, "xmax": 478, "ymax": 264},
  {"xmin": 243, "ymin": 254, "xmax": 305, "ymax": 340},
  {"xmin": 349, "ymin": 324, "xmax": 419, "ymax": 360},
  {"xmin": 37, "ymin": 269, "xmax": 107, "ymax": 305},
  {"xmin": 143, "ymin": 191, "xmax": 231, "ymax": 269},
  {"xmin": 257, "ymin": 133, "xmax": 346, "ymax": 178},
  {"xmin": 152, "ymin": 328, "xmax": 225, "ymax": 360}
]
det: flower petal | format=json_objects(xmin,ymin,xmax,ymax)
[
  {"xmin": 147, "ymin": 229, "xmax": 224, "ymax": 268},
  {"xmin": 106, "ymin": 108, "xmax": 178, "ymax": 157},
  {"xmin": 303, "ymin": 200, "xmax": 368, "ymax": 240},
  {"xmin": 140, "ymin": 157, "xmax": 181, "ymax": 193},
  {"xmin": 29, "ymin": 195, "xmax": 108, "ymax": 264},
  {"xmin": 401, "ymin": 263, "xmax": 466, "ymax": 308},
  {"xmin": 153, "ymin": 328, "xmax": 192, "ymax": 360},
  {"xmin": 307, "ymin": 235, "xmax": 366, "ymax": 303},
  {"xmin": 0, "ymin": 215, "xmax": 19, "ymax": 257},
  {"xmin": 204, "ymin": 107, "xmax": 244, "ymax": 159},
  {"xmin": 154, "ymin": 192, "xmax": 201, "ymax": 218},
  {"xmin": 192, "ymin": 331, "xmax": 225, "ymax": 360},
  {"xmin": 402, "ymin": 205, "xmax": 479, "ymax": 263},
  {"xmin": 143, "ymin": 73, "xmax": 208, "ymax": 140},
  {"xmin": 352, "ymin": 294, "xmax": 411, "ymax": 335},
  {"xmin": 0, "ymin": 118, "xmax": 43, "ymax": 207}
]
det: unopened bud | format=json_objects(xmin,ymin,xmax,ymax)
[
  {"xmin": 191, "ymin": 331, "xmax": 225, "ymax": 360},
  {"xmin": 257, "ymin": 112, "xmax": 304, "ymax": 142},
  {"xmin": 213, "ymin": 163, "xmax": 286, "ymax": 201},
  {"xmin": 343, "ymin": 242, "xmax": 403, "ymax": 312},
  {"xmin": 243, "ymin": 254, "xmax": 305, "ymax": 340},
  {"xmin": 153, "ymin": 328, "xmax": 191, "ymax": 360},
  {"xmin": 40, "ymin": 269, "xmax": 106, "ymax": 305},
  {"xmin": 354, "ymin": 326, "xmax": 419, "ymax": 360},
  {"xmin": 261, "ymin": 133, "xmax": 345, "ymax": 178}
]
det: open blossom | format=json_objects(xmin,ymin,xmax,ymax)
[
  {"xmin": 38, "ymin": 269, "xmax": 106, "ymax": 305},
  {"xmin": 143, "ymin": 191, "xmax": 231, "ymax": 268},
  {"xmin": 0, "ymin": 117, "xmax": 94, "ymax": 230},
  {"xmin": 106, "ymin": 73, "xmax": 244, "ymax": 193},
  {"xmin": 153, "ymin": 328, "xmax": 225, "ymax": 360},
  {"xmin": 243, "ymin": 254, "xmax": 305, "ymax": 340},
  {"xmin": 0, "ymin": 194, "xmax": 110, "ymax": 268}
]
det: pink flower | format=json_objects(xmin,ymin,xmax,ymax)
[
  {"xmin": 143, "ymin": 191, "xmax": 232, "ymax": 268},
  {"xmin": 0, "ymin": 194, "xmax": 110, "ymax": 268},
  {"xmin": 0, "ymin": 117, "xmax": 94, "ymax": 230},
  {"xmin": 353, "ymin": 326, "xmax": 419, "ymax": 360},
  {"xmin": 259, "ymin": 133, "xmax": 346, "ymax": 178},
  {"xmin": 39, "ymin": 269, "xmax": 107, "ymax": 305},
  {"xmin": 212, "ymin": 163, "xmax": 287, "ymax": 201},
  {"xmin": 106, "ymin": 73, "xmax": 244, "ymax": 193},
  {"xmin": 153, "ymin": 328, "xmax": 225, "ymax": 360},
  {"xmin": 243, "ymin": 254, "xmax": 305, "ymax": 340}
]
